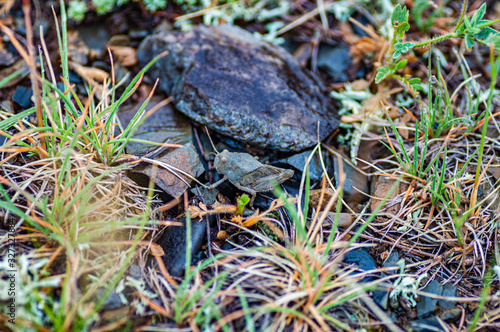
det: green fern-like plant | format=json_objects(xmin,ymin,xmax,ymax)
[{"xmin": 377, "ymin": 1, "xmax": 500, "ymax": 89}]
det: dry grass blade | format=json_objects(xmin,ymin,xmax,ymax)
[
  {"xmin": 275, "ymin": 1, "xmax": 335, "ymax": 36},
  {"xmin": 209, "ymin": 237, "xmax": 377, "ymax": 331},
  {"xmin": 0, "ymin": 0, "xmax": 14, "ymax": 14}
]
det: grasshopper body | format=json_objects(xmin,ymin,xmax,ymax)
[{"xmin": 210, "ymin": 149, "xmax": 293, "ymax": 205}]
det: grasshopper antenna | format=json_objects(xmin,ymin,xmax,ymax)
[{"xmin": 204, "ymin": 126, "xmax": 219, "ymax": 154}]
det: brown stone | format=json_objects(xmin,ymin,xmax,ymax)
[
  {"xmin": 134, "ymin": 143, "xmax": 204, "ymax": 199},
  {"xmin": 370, "ymin": 177, "xmax": 408, "ymax": 215}
]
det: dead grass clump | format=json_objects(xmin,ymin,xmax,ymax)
[
  {"xmin": 0, "ymin": 2, "xmax": 167, "ymax": 330},
  {"xmin": 354, "ymin": 48, "xmax": 500, "ymax": 328}
]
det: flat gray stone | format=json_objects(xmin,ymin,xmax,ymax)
[
  {"xmin": 438, "ymin": 283, "xmax": 457, "ymax": 311},
  {"xmin": 118, "ymin": 96, "xmax": 192, "ymax": 156},
  {"xmin": 417, "ymin": 280, "xmax": 442, "ymax": 318}
]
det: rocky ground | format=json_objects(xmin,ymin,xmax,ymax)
[{"xmin": 1, "ymin": 0, "xmax": 500, "ymax": 331}]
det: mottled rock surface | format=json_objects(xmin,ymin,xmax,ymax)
[
  {"xmin": 138, "ymin": 25, "xmax": 339, "ymax": 152},
  {"xmin": 118, "ymin": 96, "xmax": 192, "ymax": 156}
]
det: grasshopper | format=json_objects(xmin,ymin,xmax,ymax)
[{"xmin": 208, "ymin": 149, "xmax": 294, "ymax": 206}]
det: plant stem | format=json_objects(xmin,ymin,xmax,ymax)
[
  {"xmin": 185, "ymin": 210, "xmax": 192, "ymax": 275},
  {"xmin": 470, "ymin": 46, "xmax": 499, "ymax": 213},
  {"xmin": 452, "ymin": 0, "xmax": 468, "ymax": 33},
  {"xmin": 412, "ymin": 1, "xmax": 500, "ymax": 50},
  {"xmin": 412, "ymin": 31, "xmax": 460, "ymax": 49},
  {"xmin": 477, "ymin": 18, "xmax": 500, "ymax": 29},
  {"xmin": 469, "ymin": 269, "xmax": 492, "ymax": 331}
]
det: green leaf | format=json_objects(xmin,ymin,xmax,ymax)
[
  {"xmin": 402, "ymin": 76, "xmax": 423, "ymax": 94},
  {"xmin": 394, "ymin": 41, "xmax": 414, "ymax": 52},
  {"xmin": 376, "ymin": 66, "xmax": 390, "ymax": 83},
  {"xmin": 236, "ymin": 194, "xmax": 250, "ymax": 215},
  {"xmin": 468, "ymin": 27, "xmax": 482, "ymax": 35},
  {"xmin": 394, "ymin": 22, "xmax": 410, "ymax": 37},
  {"xmin": 464, "ymin": 16, "xmax": 472, "ymax": 30},
  {"xmin": 394, "ymin": 59, "xmax": 408, "ymax": 71},
  {"xmin": 474, "ymin": 27, "xmax": 500, "ymax": 41},
  {"xmin": 0, "ymin": 107, "xmax": 36, "ymax": 132},
  {"xmin": 471, "ymin": 3, "xmax": 486, "ymax": 26},
  {"xmin": 391, "ymin": 4, "xmax": 409, "ymax": 26},
  {"xmin": 465, "ymin": 36, "xmax": 475, "ymax": 50},
  {"xmin": 402, "ymin": 42, "xmax": 414, "ymax": 50},
  {"xmin": 477, "ymin": 19, "xmax": 491, "ymax": 26},
  {"xmin": 393, "ymin": 42, "xmax": 414, "ymax": 58},
  {"xmin": 455, "ymin": 23, "xmax": 465, "ymax": 35}
]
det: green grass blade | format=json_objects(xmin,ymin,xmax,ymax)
[
  {"xmin": 384, "ymin": 111, "xmax": 412, "ymax": 171},
  {"xmin": 0, "ymin": 66, "xmax": 28, "ymax": 89},
  {"xmin": 237, "ymin": 286, "xmax": 256, "ymax": 332},
  {"xmin": 0, "ymin": 108, "xmax": 36, "ymax": 131}
]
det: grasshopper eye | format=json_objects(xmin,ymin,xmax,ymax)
[{"xmin": 220, "ymin": 156, "xmax": 229, "ymax": 164}]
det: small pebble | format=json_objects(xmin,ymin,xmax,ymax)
[
  {"xmin": 323, "ymin": 212, "xmax": 354, "ymax": 228},
  {"xmin": 12, "ymin": 86, "xmax": 33, "ymax": 109}
]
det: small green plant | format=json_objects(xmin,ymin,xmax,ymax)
[
  {"xmin": 67, "ymin": 0, "xmax": 87, "ymax": 22},
  {"xmin": 330, "ymin": 86, "xmax": 373, "ymax": 163},
  {"xmin": 389, "ymin": 259, "xmax": 427, "ymax": 307},
  {"xmin": 67, "ymin": 0, "xmax": 167, "ymax": 21},
  {"xmin": 236, "ymin": 194, "xmax": 250, "ymax": 215},
  {"xmin": 376, "ymin": 2, "xmax": 500, "ymax": 88},
  {"xmin": 173, "ymin": 0, "xmax": 290, "ymax": 43},
  {"xmin": 143, "ymin": 0, "xmax": 167, "ymax": 12},
  {"xmin": 92, "ymin": 0, "xmax": 116, "ymax": 14},
  {"xmin": 172, "ymin": 261, "xmax": 230, "ymax": 328},
  {"xmin": 381, "ymin": 45, "xmax": 496, "ymax": 186}
]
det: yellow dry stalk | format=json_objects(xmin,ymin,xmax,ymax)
[
  {"xmin": 0, "ymin": 0, "xmax": 14, "ymax": 15},
  {"xmin": 189, "ymin": 197, "xmax": 291, "ymax": 225},
  {"xmin": 237, "ymin": 197, "xmax": 286, "ymax": 227},
  {"xmin": 188, "ymin": 201, "xmax": 237, "ymax": 219}
]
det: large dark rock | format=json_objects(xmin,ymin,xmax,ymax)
[
  {"xmin": 138, "ymin": 25, "xmax": 339, "ymax": 152},
  {"xmin": 157, "ymin": 218, "xmax": 208, "ymax": 277}
]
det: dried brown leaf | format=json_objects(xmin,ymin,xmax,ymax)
[
  {"xmin": 107, "ymin": 46, "xmax": 137, "ymax": 67},
  {"xmin": 212, "ymin": 202, "xmax": 237, "ymax": 214},
  {"xmin": 397, "ymin": 113, "xmax": 413, "ymax": 140},
  {"xmin": 241, "ymin": 197, "xmax": 288, "ymax": 227},
  {"xmin": 71, "ymin": 62, "xmax": 109, "ymax": 83}
]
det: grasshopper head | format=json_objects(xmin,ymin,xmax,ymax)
[{"xmin": 214, "ymin": 150, "xmax": 231, "ymax": 174}]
